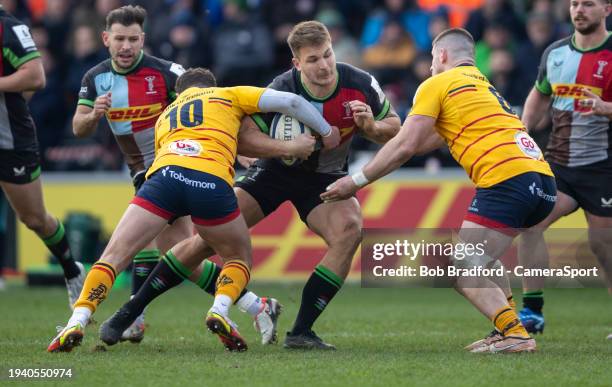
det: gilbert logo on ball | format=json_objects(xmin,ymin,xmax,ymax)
[{"xmin": 270, "ymin": 114, "xmax": 311, "ymax": 166}]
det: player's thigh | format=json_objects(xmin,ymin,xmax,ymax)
[
  {"xmin": 306, "ymin": 197, "xmax": 362, "ymax": 247},
  {"xmin": 154, "ymin": 216, "xmax": 193, "ymax": 253},
  {"xmin": 460, "ymin": 220, "xmax": 514, "ymax": 259},
  {"xmin": 531, "ymin": 190, "xmax": 578, "ymax": 229},
  {"xmin": 235, "ymin": 187, "xmax": 266, "ymax": 227},
  {"xmin": 100, "ymin": 204, "xmax": 169, "ymax": 272},
  {"xmin": 194, "ymin": 214, "xmax": 252, "ymax": 267},
  {"xmin": 234, "ymin": 161, "xmax": 292, "ymax": 226}
]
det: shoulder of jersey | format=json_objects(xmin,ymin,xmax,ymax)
[
  {"xmin": 337, "ymin": 62, "xmax": 373, "ymax": 84},
  {"xmin": 84, "ymin": 59, "xmax": 112, "ymax": 78}
]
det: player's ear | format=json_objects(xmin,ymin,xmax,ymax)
[
  {"xmin": 292, "ymin": 57, "xmax": 301, "ymax": 71},
  {"xmin": 102, "ymin": 30, "xmax": 110, "ymax": 47}
]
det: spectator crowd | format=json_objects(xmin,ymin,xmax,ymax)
[{"xmin": 3, "ymin": 0, "xmax": 595, "ymax": 171}]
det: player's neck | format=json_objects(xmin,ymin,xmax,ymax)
[
  {"xmin": 573, "ymin": 27, "xmax": 610, "ymax": 51},
  {"xmin": 299, "ymin": 71, "xmax": 338, "ymax": 100}
]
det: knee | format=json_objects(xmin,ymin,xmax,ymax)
[
  {"xmin": 589, "ymin": 233, "xmax": 612, "ymax": 258},
  {"xmin": 328, "ymin": 218, "xmax": 362, "ymax": 251}
]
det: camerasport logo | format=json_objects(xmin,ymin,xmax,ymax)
[
  {"xmin": 515, "ymin": 132, "xmax": 542, "ymax": 159},
  {"xmin": 169, "ymin": 140, "xmax": 202, "ymax": 156}
]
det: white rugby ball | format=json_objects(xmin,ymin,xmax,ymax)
[{"xmin": 270, "ymin": 113, "xmax": 312, "ymax": 166}]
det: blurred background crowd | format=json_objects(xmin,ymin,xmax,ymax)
[{"xmin": 4, "ymin": 0, "xmax": 599, "ymax": 172}]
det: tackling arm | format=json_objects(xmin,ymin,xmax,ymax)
[{"xmin": 522, "ymin": 87, "xmax": 551, "ymax": 132}]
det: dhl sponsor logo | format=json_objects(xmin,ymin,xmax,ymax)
[
  {"xmin": 107, "ymin": 103, "xmax": 163, "ymax": 121},
  {"xmin": 552, "ymin": 83, "xmax": 602, "ymax": 98}
]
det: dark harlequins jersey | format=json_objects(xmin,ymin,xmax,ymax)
[
  {"xmin": 252, "ymin": 62, "xmax": 392, "ymax": 174},
  {"xmin": 78, "ymin": 52, "xmax": 184, "ymax": 174},
  {"xmin": 0, "ymin": 9, "xmax": 40, "ymax": 152},
  {"xmin": 536, "ymin": 34, "xmax": 612, "ymax": 167}
]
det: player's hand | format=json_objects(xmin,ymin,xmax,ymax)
[
  {"xmin": 349, "ymin": 100, "xmax": 375, "ymax": 131},
  {"xmin": 92, "ymin": 92, "xmax": 112, "ymax": 120},
  {"xmin": 322, "ymin": 126, "xmax": 340, "ymax": 149},
  {"xmin": 237, "ymin": 155, "xmax": 258, "ymax": 168},
  {"xmin": 288, "ymin": 134, "xmax": 316, "ymax": 160},
  {"xmin": 320, "ymin": 175, "xmax": 358, "ymax": 202},
  {"xmin": 579, "ymin": 88, "xmax": 612, "ymax": 116}
]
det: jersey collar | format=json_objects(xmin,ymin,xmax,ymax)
[
  {"xmin": 111, "ymin": 50, "xmax": 144, "ymax": 75},
  {"xmin": 297, "ymin": 66, "xmax": 339, "ymax": 102},
  {"xmin": 571, "ymin": 31, "xmax": 612, "ymax": 53}
]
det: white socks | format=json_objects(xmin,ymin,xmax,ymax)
[
  {"xmin": 211, "ymin": 294, "xmax": 233, "ymax": 316},
  {"xmin": 67, "ymin": 306, "xmax": 91, "ymax": 328},
  {"xmin": 236, "ymin": 291, "xmax": 263, "ymax": 316}
]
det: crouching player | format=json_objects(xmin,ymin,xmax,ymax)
[
  {"xmin": 47, "ymin": 67, "xmax": 339, "ymax": 353},
  {"xmin": 322, "ymin": 28, "xmax": 556, "ymax": 353}
]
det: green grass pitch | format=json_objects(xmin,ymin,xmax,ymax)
[{"xmin": 1, "ymin": 283, "xmax": 610, "ymax": 386}]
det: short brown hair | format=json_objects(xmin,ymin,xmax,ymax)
[
  {"xmin": 105, "ymin": 5, "xmax": 147, "ymax": 30},
  {"xmin": 432, "ymin": 28, "xmax": 474, "ymax": 48},
  {"xmin": 175, "ymin": 68, "xmax": 217, "ymax": 94},
  {"xmin": 287, "ymin": 21, "xmax": 331, "ymax": 57}
]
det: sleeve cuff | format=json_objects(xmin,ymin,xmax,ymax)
[{"xmin": 77, "ymin": 98, "xmax": 94, "ymax": 107}]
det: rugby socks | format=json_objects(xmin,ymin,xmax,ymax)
[
  {"xmin": 42, "ymin": 220, "xmax": 80, "ymax": 279},
  {"xmin": 493, "ymin": 306, "xmax": 530, "ymax": 338},
  {"xmin": 195, "ymin": 259, "xmax": 220, "ymax": 295},
  {"xmin": 127, "ymin": 251, "xmax": 188, "ymax": 316},
  {"xmin": 507, "ymin": 295, "xmax": 516, "ymax": 310},
  {"xmin": 291, "ymin": 265, "xmax": 343, "ymax": 335},
  {"xmin": 522, "ymin": 290, "xmax": 544, "ymax": 314},
  {"xmin": 212, "ymin": 260, "xmax": 250, "ymax": 316},
  {"xmin": 131, "ymin": 249, "xmax": 160, "ymax": 296},
  {"xmin": 196, "ymin": 260, "xmax": 256, "ymax": 314},
  {"xmin": 74, "ymin": 262, "xmax": 116, "ymax": 313}
]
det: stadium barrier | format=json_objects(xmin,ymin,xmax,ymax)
[{"xmin": 18, "ymin": 170, "xmax": 588, "ymax": 281}]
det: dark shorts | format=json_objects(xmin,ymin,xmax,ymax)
[
  {"xmin": 466, "ymin": 172, "xmax": 557, "ymax": 235},
  {"xmin": 132, "ymin": 169, "xmax": 147, "ymax": 193},
  {"xmin": 550, "ymin": 159, "xmax": 612, "ymax": 217},
  {"xmin": 133, "ymin": 166, "xmax": 240, "ymax": 226},
  {"xmin": 235, "ymin": 160, "xmax": 344, "ymax": 223},
  {"xmin": 0, "ymin": 150, "xmax": 41, "ymax": 184}
]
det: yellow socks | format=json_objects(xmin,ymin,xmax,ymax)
[
  {"xmin": 74, "ymin": 262, "xmax": 116, "ymax": 312},
  {"xmin": 492, "ymin": 307, "xmax": 530, "ymax": 338},
  {"xmin": 215, "ymin": 260, "xmax": 250, "ymax": 302}
]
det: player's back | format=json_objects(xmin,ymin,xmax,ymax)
[
  {"xmin": 148, "ymin": 86, "xmax": 264, "ymax": 185},
  {"xmin": 414, "ymin": 65, "xmax": 553, "ymax": 187}
]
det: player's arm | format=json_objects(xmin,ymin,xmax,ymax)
[
  {"xmin": 522, "ymin": 87, "xmax": 551, "ymax": 132},
  {"xmin": 72, "ymin": 93, "xmax": 112, "ymax": 138},
  {"xmin": 237, "ymin": 116, "xmax": 315, "ymax": 160},
  {"xmin": 258, "ymin": 88, "xmax": 340, "ymax": 149},
  {"xmin": 523, "ymin": 44, "xmax": 553, "ymax": 132},
  {"xmin": 0, "ymin": 57, "xmax": 45, "ymax": 92},
  {"xmin": 321, "ymin": 114, "xmax": 437, "ymax": 202},
  {"xmin": 350, "ymin": 101, "xmax": 401, "ymax": 144},
  {"xmin": 415, "ymin": 129, "xmax": 445, "ymax": 155}
]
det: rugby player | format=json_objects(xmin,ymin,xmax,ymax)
[
  {"xmin": 323, "ymin": 28, "xmax": 556, "ymax": 353},
  {"xmin": 99, "ymin": 20, "xmax": 401, "ymax": 350},
  {"xmin": 0, "ymin": 4, "xmax": 85, "ymax": 308},
  {"xmin": 48, "ymin": 67, "xmax": 339, "ymax": 353},
  {"xmin": 517, "ymin": 0, "xmax": 612, "ymax": 336},
  {"xmin": 75, "ymin": 5, "xmax": 313, "ymax": 344}
]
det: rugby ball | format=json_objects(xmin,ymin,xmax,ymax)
[{"xmin": 270, "ymin": 113, "xmax": 312, "ymax": 166}]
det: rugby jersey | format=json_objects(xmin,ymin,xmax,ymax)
[
  {"xmin": 410, "ymin": 65, "xmax": 553, "ymax": 188},
  {"xmin": 0, "ymin": 8, "xmax": 40, "ymax": 152},
  {"xmin": 147, "ymin": 86, "xmax": 265, "ymax": 186},
  {"xmin": 536, "ymin": 34, "xmax": 612, "ymax": 167},
  {"xmin": 252, "ymin": 62, "xmax": 392, "ymax": 174},
  {"xmin": 78, "ymin": 52, "xmax": 184, "ymax": 173}
]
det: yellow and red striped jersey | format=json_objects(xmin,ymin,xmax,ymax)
[
  {"xmin": 147, "ymin": 86, "xmax": 265, "ymax": 186},
  {"xmin": 409, "ymin": 65, "xmax": 553, "ymax": 187}
]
